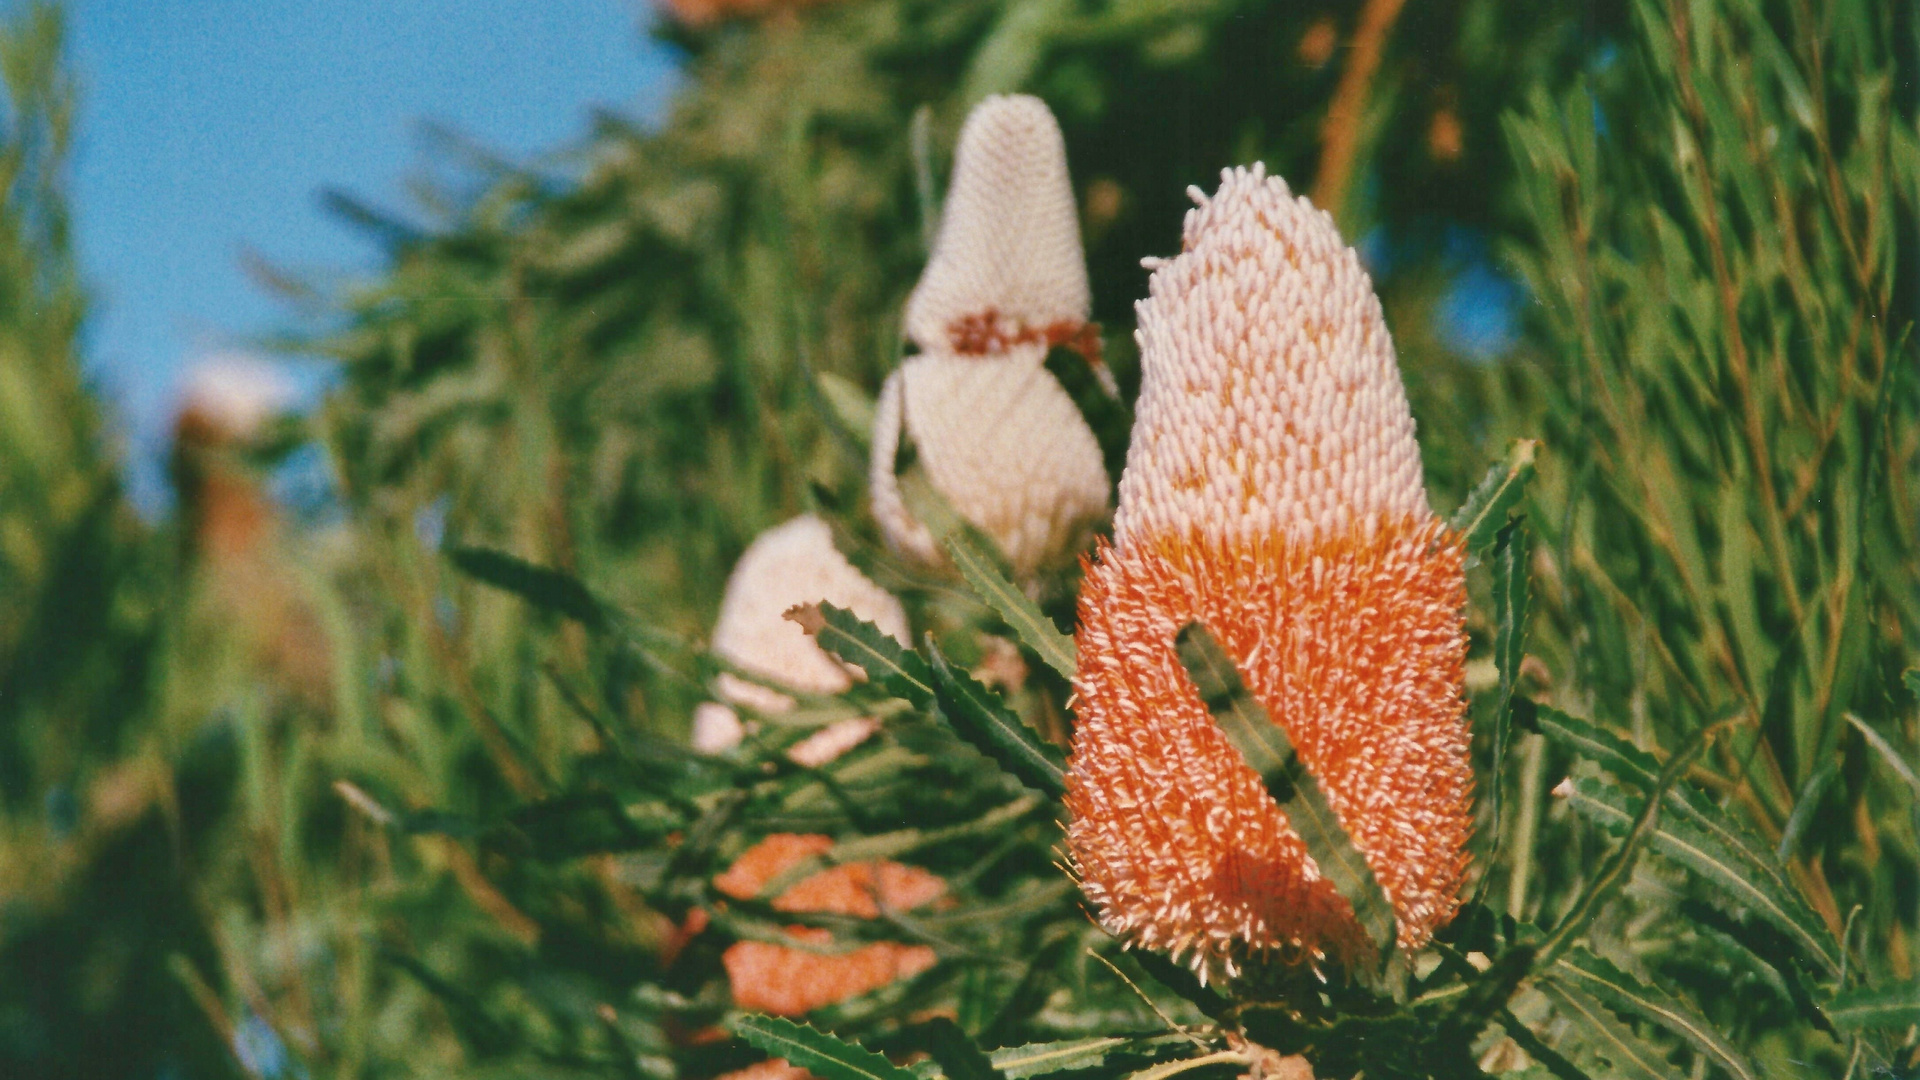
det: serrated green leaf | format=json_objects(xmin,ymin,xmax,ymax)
[
  {"xmin": 1550, "ymin": 949, "xmax": 1759, "ymax": 1080},
  {"xmin": 986, "ymin": 1038, "xmax": 1139, "ymax": 1078},
  {"xmin": 1175, "ymin": 623, "xmax": 1396, "ymax": 960},
  {"xmin": 1538, "ymin": 979, "xmax": 1680, "ymax": 1080},
  {"xmin": 944, "ymin": 531, "xmax": 1076, "ymax": 679},
  {"xmin": 1559, "ymin": 773, "xmax": 1838, "ymax": 979},
  {"xmin": 1535, "ymin": 705, "xmax": 1841, "ymax": 975},
  {"xmin": 1449, "ymin": 439, "xmax": 1539, "ymax": 554},
  {"xmin": 792, "ymin": 602, "xmax": 934, "ymax": 708},
  {"xmin": 1847, "ymin": 713, "xmax": 1920, "ymax": 798},
  {"xmin": 446, "ymin": 546, "xmax": 607, "ymax": 631},
  {"xmin": 734, "ymin": 1016, "xmax": 918, "ymax": 1080},
  {"xmin": 1827, "ymin": 979, "xmax": 1920, "ymax": 1031},
  {"xmin": 1120, "ymin": 1052, "xmax": 1246, "ymax": 1080},
  {"xmin": 1541, "ymin": 724, "xmax": 1719, "ymax": 965},
  {"xmin": 925, "ymin": 639, "xmax": 1066, "ymax": 797},
  {"xmin": 919, "ymin": 1018, "xmax": 1007, "ymax": 1080}
]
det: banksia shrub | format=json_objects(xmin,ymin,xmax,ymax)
[
  {"xmin": 693, "ymin": 514, "xmax": 909, "ymax": 756},
  {"xmin": 1066, "ymin": 166, "xmax": 1473, "ymax": 976},
  {"xmin": 870, "ymin": 94, "xmax": 1110, "ymax": 578}
]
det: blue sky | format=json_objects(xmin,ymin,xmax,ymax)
[{"xmin": 64, "ymin": 0, "xmax": 682, "ymax": 509}]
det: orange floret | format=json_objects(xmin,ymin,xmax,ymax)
[
  {"xmin": 713, "ymin": 834, "xmax": 944, "ymax": 1014},
  {"xmin": 1068, "ymin": 519, "xmax": 1471, "ymax": 972}
]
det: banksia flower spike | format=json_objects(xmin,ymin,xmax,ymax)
[
  {"xmin": 692, "ymin": 514, "xmax": 909, "ymax": 763},
  {"xmin": 713, "ymin": 833, "xmax": 942, "ymax": 1015},
  {"xmin": 1065, "ymin": 165, "xmax": 1473, "ymax": 977},
  {"xmin": 870, "ymin": 94, "xmax": 1110, "ymax": 578}
]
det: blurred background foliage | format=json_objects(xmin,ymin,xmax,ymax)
[{"xmin": 0, "ymin": 0, "xmax": 1916, "ymax": 1075}]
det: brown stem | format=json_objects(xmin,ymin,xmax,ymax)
[{"xmin": 1312, "ymin": 0, "xmax": 1409, "ymax": 219}]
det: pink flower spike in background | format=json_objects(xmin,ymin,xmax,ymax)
[
  {"xmin": 693, "ymin": 514, "xmax": 908, "ymax": 762},
  {"xmin": 870, "ymin": 94, "xmax": 1111, "ymax": 579}
]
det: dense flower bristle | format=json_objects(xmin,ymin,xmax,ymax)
[
  {"xmin": 714, "ymin": 834, "xmax": 942, "ymax": 1015},
  {"xmin": 1116, "ymin": 166, "xmax": 1428, "ymax": 548},
  {"xmin": 870, "ymin": 95, "xmax": 1109, "ymax": 576},
  {"xmin": 1066, "ymin": 165, "xmax": 1473, "ymax": 976}
]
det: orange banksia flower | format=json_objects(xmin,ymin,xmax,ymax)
[
  {"xmin": 870, "ymin": 94, "xmax": 1110, "ymax": 577},
  {"xmin": 1065, "ymin": 165, "xmax": 1472, "ymax": 976},
  {"xmin": 713, "ymin": 834, "xmax": 942, "ymax": 1015}
]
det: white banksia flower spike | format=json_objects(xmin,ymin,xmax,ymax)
[
  {"xmin": 693, "ymin": 515, "xmax": 909, "ymax": 758},
  {"xmin": 903, "ymin": 94, "xmax": 1091, "ymax": 354},
  {"xmin": 1065, "ymin": 165, "xmax": 1473, "ymax": 977},
  {"xmin": 870, "ymin": 94, "xmax": 1110, "ymax": 578}
]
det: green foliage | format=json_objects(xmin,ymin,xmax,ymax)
[{"xmin": 3, "ymin": 0, "xmax": 1918, "ymax": 1073}]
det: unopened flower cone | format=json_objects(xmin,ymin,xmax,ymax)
[
  {"xmin": 870, "ymin": 94, "xmax": 1110, "ymax": 578},
  {"xmin": 693, "ymin": 514, "xmax": 909, "ymax": 763},
  {"xmin": 713, "ymin": 833, "xmax": 942, "ymax": 1015},
  {"xmin": 1065, "ymin": 165, "xmax": 1472, "ymax": 976}
]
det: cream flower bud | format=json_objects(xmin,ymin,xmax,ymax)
[
  {"xmin": 903, "ymin": 94, "xmax": 1091, "ymax": 354},
  {"xmin": 693, "ymin": 515, "xmax": 909, "ymax": 755},
  {"xmin": 870, "ymin": 94, "xmax": 1110, "ymax": 577}
]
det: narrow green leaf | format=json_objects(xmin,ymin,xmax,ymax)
[
  {"xmin": 1540, "ymin": 723, "xmax": 1719, "ymax": 965},
  {"xmin": 790, "ymin": 602, "xmax": 934, "ymax": 708},
  {"xmin": 1534, "ymin": 705, "xmax": 1841, "ymax": 975},
  {"xmin": 1776, "ymin": 757, "xmax": 1840, "ymax": 861},
  {"xmin": 944, "ymin": 531, "xmax": 1077, "ymax": 679},
  {"xmin": 1485, "ymin": 517, "xmax": 1531, "ymax": 878},
  {"xmin": 1042, "ymin": 342, "xmax": 1132, "ymax": 486},
  {"xmin": 986, "ymin": 1038, "xmax": 1137, "ymax": 1079},
  {"xmin": 1559, "ymin": 773, "xmax": 1838, "ymax": 975},
  {"xmin": 1847, "ymin": 713, "xmax": 1920, "ymax": 798},
  {"xmin": 1119, "ymin": 1052, "xmax": 1247, "ymax": 1080},
  {"xmin": 1496, "ymin": 1007, "xmax": 1599, "ymax": 1080},
  {"xmin": 925, "ymin": 640, "xmax": 1066, "ymax": 797},
  {"xmin": 1175, "ymin": 623, "xmax": 1298, "ymax": 798},
  {"xmin": 1902, "ymin": 669, "xmax": 1920, "ymax": 699},
  {"xmin": 446, "ymin": 546, "xmax": 607, "ymax": 631},
  {"xmin": 1827, "ymin": 980, "xmax": 1920, "ymax": 1031},
  {"xmin": 817, "ymin": 371, "xmax": 877, "ymax": 452},
  {"xmin": 919, "ymin": 1018, "xmax": 1008, "ymax": 1080},
  {"xmin": 734, "ymin": 1016, "xmax": 918, "ymax": 1080},
  {"xmin": 1551, "ymin": 949, "xmax": 1760, "ymax": 1080},
  {"xmin": 1537, "ymin": 979, "xmax": 1680, "ymax": 1080},
  {"xmin": 1448, "ymin": 439, "xmax": 1540, "ymax": 554},
  {"xmin": 1175, "ymin": 623, "xmax": 1396, "ymax": 960}
]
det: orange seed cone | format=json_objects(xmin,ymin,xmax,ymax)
[{"xmin": 1065, "ymin": 165, "xmax": 1472, "ymax": 978}]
